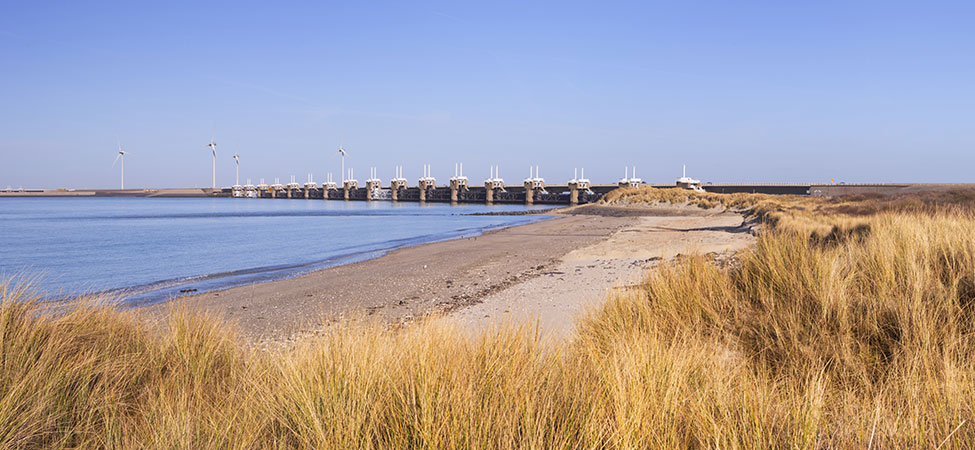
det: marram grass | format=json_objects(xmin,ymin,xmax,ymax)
[{"xmin": 3, "ymin": 191, "xmax": 975, "ymax": 448}]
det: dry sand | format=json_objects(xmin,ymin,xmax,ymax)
[
  {"xmin": 146, "ymin": 205, "xmax": 756, "ymax": 345},
  {"xmin": 451, "ymin": 212, "xmax": 756, "ymax": 340}
]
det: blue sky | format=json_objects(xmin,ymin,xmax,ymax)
[{"xmin": 1, "ymin": 1, "xmax": 973, "ymax": 189}]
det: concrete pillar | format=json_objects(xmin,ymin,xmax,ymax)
[
  {"xmin": 366, "ymin": 180, "xmax": 379, "ymax": 201},
  {"xmin": 524, "ymin": 182, "xmax": 535, "ymax": 205},
  {"xmin": 418, "ymin": 180, "xmax": 434, "ymax": 202},
  {"xmin": 304, "ymin": 188, "xmax": 310, "ymax": 199},
  {"xmin": 391, "ymin": 180, "xmax": 406, "ymax": 202},
  {"xmin": 485, "ymin": 183, "xmax": 494, "ymax": 204},
  {"xmin": 568, "ymin": 183, "xmax": 579, "ymax": 205},
  {"xmin": 449, "ymin": 178, "xmax": 467, "ymax": 203},
  {"xmin": 343, "ymin": 180, "xmax": 357, "ymax": 200}
]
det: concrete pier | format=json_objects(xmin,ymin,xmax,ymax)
[
  {"xmin": 449, "ymin": 163, "xmax": 469, "ymax": 203},
  {"xmin": 616, "ymin": 166, "xmax": 643, "ymax": 189},
  {"xmin": 232, "ymin": 180, "xmax": 620, "ymax": 204},
  {"xmin": 343, "ymin": 179, "xmax": 357, "ymax": 201},
  {"xmin": 365, "ymin": 167, "xmax": 380, "ymax": 201},
  {"xmin": 391, "ymin": 179, "xmax": 407, "ymax": 201},
  {"xmin": 390, "ymin": 166, "xmax": 407, "ymax": 201},
  {"xmin": 302, "ymin": 176, "xmax": 316, "ymax": 199},
  {"xmin": 484, "ymin": 165, "xmax": 504, "ymax": 205},
  {"xmin": 523, "ymin": 166, "xmax": 544, "ymax": 205},
  {"xmin": 271, "ymin": 179, "xmax": 284, "ymax": 199},
  {"xmin": 418, "ymin": 164, "xmax": 436, "ymax": 202},
  {"xmin": 567, "ymin": 169, "xmax": 590, "ymax": 205},
  {"xmin": 229, "ymin": 165, "xmax": 708, "ymax": 204},
  {"xmin": 450, "ymin": 178, "xmax": 467, "ymax": 202},
  {"xmin": 418, "ymin": 181, "xmax": 432, "ymax": 201},
  {"xmin": 321, "ymin": 174, "xmax": 338, "ymax": 200},
  {"xmin": 220, "ymin": 180, "xmax": 690, "ymax": 204}
]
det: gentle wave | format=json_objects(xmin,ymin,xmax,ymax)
[
  {"xmin": 67, "ymin": 217, "xmax": 547, "ymax": 307},
  {"xmin": 1, "ymin": 198, "xmax": 551, "ymax": 306}
]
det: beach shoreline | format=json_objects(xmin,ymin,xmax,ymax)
[
  {"xmin": 142, "ymin": 205, "xmax": 756, "ymax": 345},
  {"xmin": 142, "ymin": 212, "xmax": 635, "ymax": 343},
  {"xmin": 111, "ymin": 214, "xmax": 553, "ymax": 307}
]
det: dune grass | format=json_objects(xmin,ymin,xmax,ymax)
[
  {"xmin": 602, "ymin": 185, "xmax": 975, "ymax": 236},
  {"xmin": 3, "ymin": 189, "xmax": 975, "ymax": 448}
]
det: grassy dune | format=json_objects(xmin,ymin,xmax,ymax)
[{"xmin": 3, "ymin": 188, "xmax": 975, "ymax": 448}]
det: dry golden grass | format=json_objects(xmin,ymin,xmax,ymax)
[
  {"xmin": 3, "ymin": 188, "xmax": 975, "ymax": 448},
  {"xmin": 603, "ymin": 185, "xmax": 975, "ymax": 236}
]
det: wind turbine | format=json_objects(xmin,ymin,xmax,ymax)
[
  {"xmin": 203, "ymin": 137, "xmax": 217, "ymax": 188},
  {"xmin": 333, "ymin": 136, "xmax": 349, "ymax": 182},
  {"xmin": 112, "ymin": 138, "xmax": 128, "ymax": 190},
  {"xmin": 232, "ymin": 152, "xmax": 240, "ymax": 186}
]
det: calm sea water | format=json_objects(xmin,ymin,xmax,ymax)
[{"xmin": 0, "ymin": 198, "xmax": 551, "ymax": 306}]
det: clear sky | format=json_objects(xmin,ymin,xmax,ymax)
[{"xmin": 1, "ymin": 1, "xmax": 973, "ymax": 189}]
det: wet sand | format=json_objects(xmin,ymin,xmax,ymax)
[
  {"xmin": 145, "ymin": 213, "xmax": 636, "ymax": 344},
  {"xmin": 145, "ymin": 205, "xmax": 756, "ymax": 345}
]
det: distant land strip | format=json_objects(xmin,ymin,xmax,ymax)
[{"xmin": 2, "ymin": 183, "xmax": 973, "ymax": 199}]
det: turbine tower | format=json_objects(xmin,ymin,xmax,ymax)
[
  {"xmin": 333, "ymin": 136, "xmax": 349, "ymax": 182},
  {"xmin": 204, "ymin": 138, "xmax": 217, "ymax": 188},
  {"xmin": 112, "ymin": 138, "xmax": 128, "ymax": 190},
  {"xmin": 232, "ymin": 153, "xmax": 240, "ymax": 186}
]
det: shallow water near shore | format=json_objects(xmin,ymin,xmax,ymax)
[{"xmin": 0, "ymin": 198, "xmax": 551, "ymax": 306}]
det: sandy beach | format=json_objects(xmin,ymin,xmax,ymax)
[
  {"xmin": 146, "ymin": 205, "xmax": 755, "ymax": 345},
  {"xmin": 452, "ymin": 210, "xmax": 756, "ymax": 339}
]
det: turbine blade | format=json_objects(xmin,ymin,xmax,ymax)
[{"xmin": 112, "ymin": 153, "xmax": 121, "ymax": 167}]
